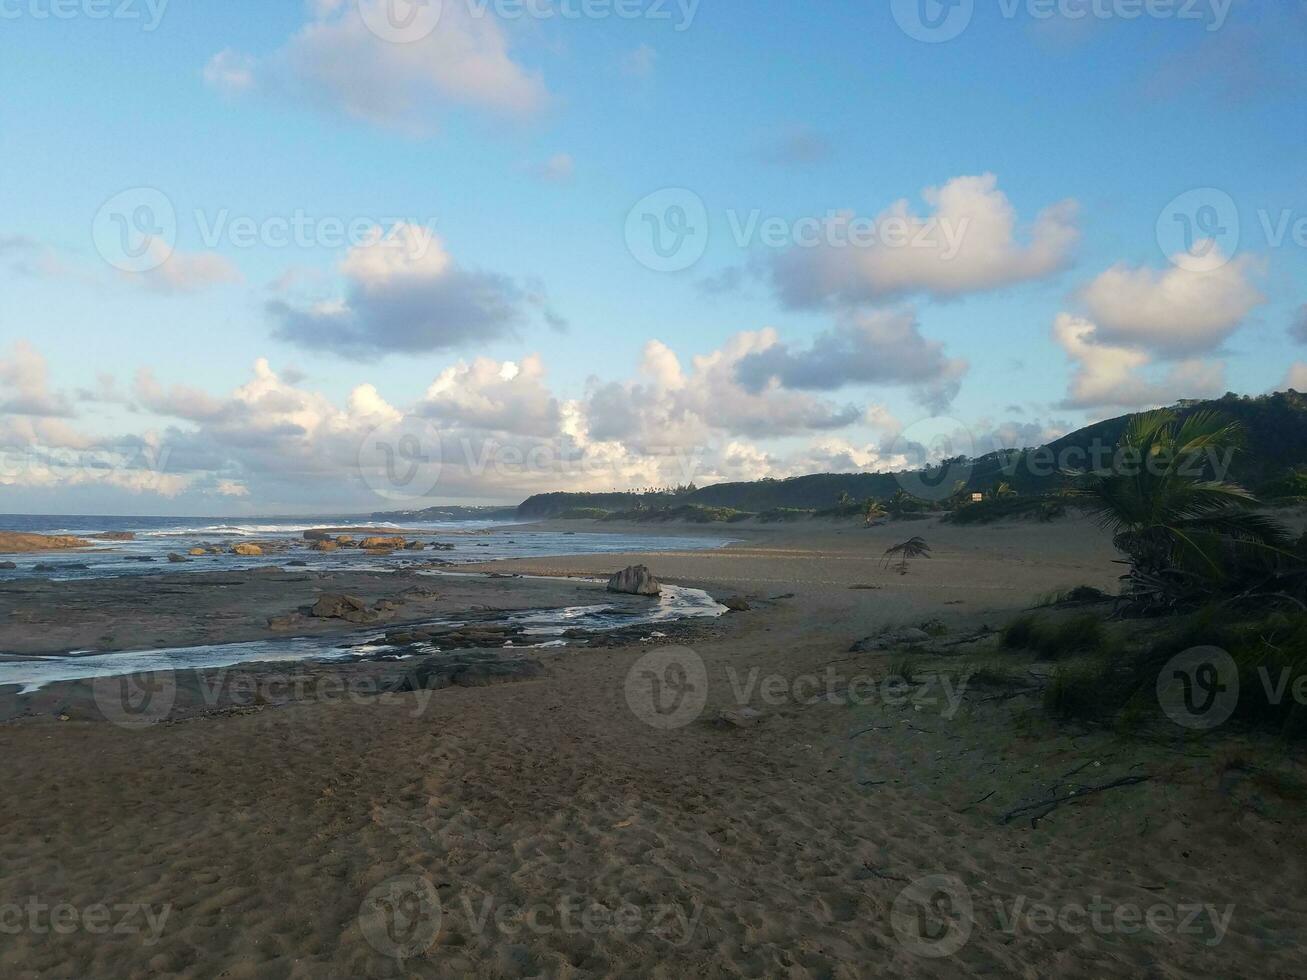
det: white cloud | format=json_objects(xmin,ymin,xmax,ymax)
[
  {"xmin": 207, "ymin": 0, "xmax": 547, "ymax": 132},
  {"xmin": 1053, "ymin": 313, "xmax": 1224, "ymax": 410},
  {"xmin": 733, "ymin": 309, "xmax": 967, "ymax": 411},
  {"xmin": 419, "ymin": 354, "xmax": 560, "ymax": 436},
  {"xmin": 0, "ymin": 341, "xmax": 75, "ymax": 418},
  {"xmin": 203, "ymin": 49, "xmax": 256, "ymax": 92},
  {"xmin": 137, "ymin": 241, "xmax": 244, "ymax": 295},
  {"xmin": 1078, "ymin": 248, "xmax": 1265, "ymax": 355},
  {"xmin": 769, "ymin": 174, "xmax": 1079, "ymax": 307},
  {"xmin": 1282, "ymin": 363, "xmax": 1307, "ymax": 392},
  {"xmin": 268, "ymin": 223, "xmax": 529, "ymax": 357},
  {"xmin": 584, "ymin": 333, "xmax": 864, "ymax": 449}
]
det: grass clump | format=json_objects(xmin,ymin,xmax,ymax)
[
  {"xmin": 1001, "ymin": 613, "xmax": 1109, "ymax": 660},
  {"xmin": 1000, "ymin": 605, "xmax": 1307, "ymax": 738}
]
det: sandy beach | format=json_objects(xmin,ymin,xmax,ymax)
[{"xmin": 1, "ymin": 516, "xmax": 1304, "ymax": 978}]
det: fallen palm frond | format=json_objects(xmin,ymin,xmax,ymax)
[{"xmin": 882, "ymin": 536, "xmax": 931, "ymax": 575}]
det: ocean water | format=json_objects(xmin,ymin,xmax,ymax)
[
  {"xmin": 0, "ymin": 580, "xmax": 726, "ymax": 694},
  {"xmin": 0, "ymin": 513, "xmax": 731, "ymax": 582},
  {"xmin": 0, "ymin": 514, "xmax": 733, "ymax": 689}
]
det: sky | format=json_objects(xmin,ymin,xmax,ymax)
[{"xmin": 1, "ymin": 0, "xmax": 1305, "ymax": 515}]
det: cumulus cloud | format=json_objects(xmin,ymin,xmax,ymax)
[
  {"xmin": 418, "ymin": 355, "xmax": 560, "ymax": 437},
  {"xmin": 206, "ymin": 0, "xmax": 546, "ymax": 132},
  {"xmin": 268, "ymin": 223, "xmax": 527, "ymax": 357},
  {"xmin": 4, "ymin": 335, "xmax": 912, "ymax": 509},
  {"xmin": 1053, "ymin": 313, "xmax": 1224, "ymax": 410},
  {"xmin": 584, "ymin": 333, "xmax": 864, "ymax": 448},
  {"xmin": 0, "ymin": 234, "xmax": 76, "ymax": 280},
  {"xmin": 1077, "ymin": 249, "xmax": 1265, "ymax": 355},
  {"xmin": 136, "ymin": 241, "xmax": 243, "ymax": 295},
  {"xmin": 0, "ymin": 341, "xmax": 75, "ymax": 418},
  {"xmin": 734, "ymin": 310, "xmax": 968, "ymax": 411},
  {"xmin": 768, "ymin": 174, "xmax": 1079, "ymax": 308}
]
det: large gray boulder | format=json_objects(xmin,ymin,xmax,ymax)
[{"xmin": 607, "ymin": 565, "xmax": 662, "ymax": 597}]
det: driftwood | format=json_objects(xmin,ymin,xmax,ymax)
[
  {"xmin": 954, "ymin": 790, "xmax": 996, "ymax": 814},
  {"xmin": 1000, "ymin": 774, "xmax": 1152, "ymax": 828}
]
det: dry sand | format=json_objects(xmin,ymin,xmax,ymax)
[{"xmin": 0, "ymin": 515, "xmax": 1304, "ymax": 978}]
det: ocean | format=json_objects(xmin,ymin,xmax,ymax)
[{"xmin": 0, "ymin": 513, "xmax": 732, "ymax": 582}]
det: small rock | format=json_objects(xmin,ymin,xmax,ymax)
[
  {"xmin": 722, "ymin": 597, "xmax": 751, "ymax": 612},
  {"xmin": 718, "ymin": 707, "xmax": 765, "ymax": 728},
  {"xmin": 167, "ymin": 553, "xmax": 189, "ymax": 564},
  {"xmin": 0, "ymin": 561, "xmax": 16, "ymax": 570},
  {"xmin": 232, "ymin": 543, "xmax": 263, "ymax": 557},
  {"xmin": 189, "ymin": 548, "xmax": 206, "ymax": 556}
]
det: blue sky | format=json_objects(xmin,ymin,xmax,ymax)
[{"xmin": 1, "ymin": 0, "xmax": 1304, "ymax": 514}]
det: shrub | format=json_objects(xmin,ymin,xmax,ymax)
[{"xmin": 999, "ymin": 613, "xmax": 1108, "ymax": 660}]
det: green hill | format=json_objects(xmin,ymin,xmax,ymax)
[{"xmin": 515, "ymin": 391, "xmax": 1307, "ymax": 519}]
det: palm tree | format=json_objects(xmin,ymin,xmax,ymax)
[
  {"xmin": 994, "ymin": 482, "xmax": 1017, "ymax": 498},
  {"xmin": 886, "ymin": 489, "xmax": 914, "ymax": 518},
  {"xmin": 863, "ymin": 499, "xmax": 887, "ymax": 526},
  {"xmin": 1067, "ymin": 409, "xmax": 1291, "ymax": 605},
  {"xmin": 882, "ymin": 536, "xmax": 931, "ymax": 575}
]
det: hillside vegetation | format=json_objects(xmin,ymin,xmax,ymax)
[{"xmin": 517, "ymin": 391, "xmax": 1307, "ymax": 519}]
